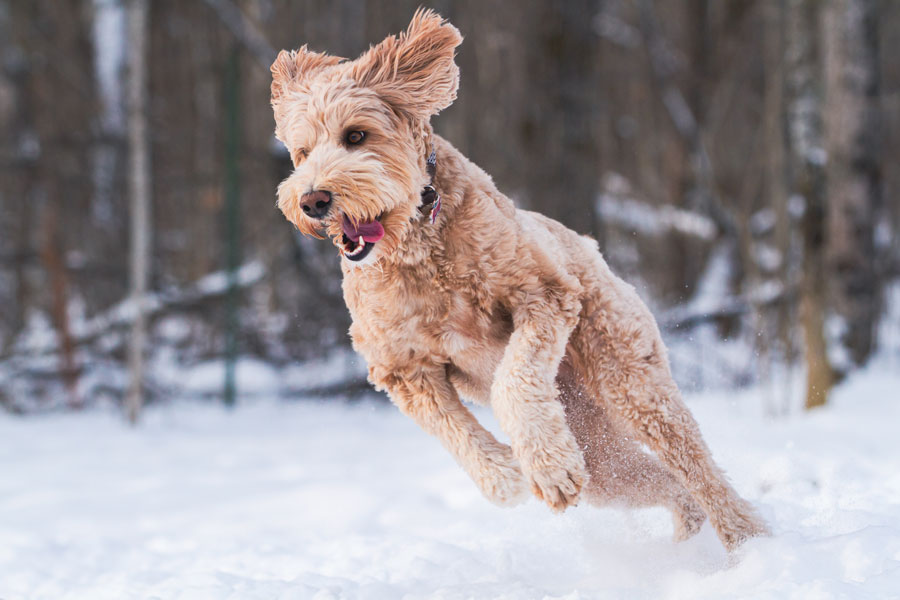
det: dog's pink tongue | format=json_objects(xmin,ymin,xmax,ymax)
[{"xmin": 342, "ymin": 215, "xmax": 384, "ymax": 243}]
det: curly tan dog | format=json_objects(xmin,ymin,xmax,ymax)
[{"xmin": 271, "ymin": 9, "xmax": 769, "ymax": 551}]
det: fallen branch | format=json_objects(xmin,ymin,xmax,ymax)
[
  {"xmin": 4, "ymin": 261, "xmax": 265, "ymax": 360},
  {"xmin": 662, "ymin": 286, "xmax": 796, "ymax": 331},
  {"xmin": 596, "ymin": 173, "xmax": 718, "ymax": 240}
]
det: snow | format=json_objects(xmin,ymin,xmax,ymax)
[
  {"xmin": 150, "ymin": 351, "xmax": 367, "ymax": 400},
  {"xmin": 279, "ymin": 348, "xmax": 368, "ymax": 392},
  {"xmin": 8, "ymin": 262, "xmax": 265, "ymax": 357},
  {"xmin": 2, "ymin": 367, "xmax": 900, "ymax": 599},
  {"xmin": 674, "ymin": 242, "xmax": 733, "ymax": 318},
  {"xmin": 178, "ymin": 359, "xmax": 282, "ymax": 398},
  {"xmin": 193, "ymin": 261, "xmax": 266, "ymax": 296},
  {"xmin": 596, "ymin": 173, "xmax": 718, "ymax": 241}
]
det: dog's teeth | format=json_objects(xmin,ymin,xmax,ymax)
[
  {"xmin": 340, "ymin": 235, "xmax": 375, "ymax": 259},
  {"xmin": 344, "ymin": 239, "xmax": 364, "ymax": 256}
]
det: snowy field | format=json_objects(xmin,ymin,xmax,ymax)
[{"xmin": 2, "ymin": 367, "xmax": 900, "ymax": 599}]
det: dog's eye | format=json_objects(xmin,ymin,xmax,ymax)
[
  {"xmin": 345, "ymin": 130, "xmax": 366, "ymax": 146},
  {"xmin": 292, "ymin": 148, "xmax": 308, "ymax": 166}
]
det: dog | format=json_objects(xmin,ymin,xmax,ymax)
[{"xmin": 270, "ymin": 9, "xmax": 769, "ymax": 551}]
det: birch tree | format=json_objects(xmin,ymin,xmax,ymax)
[{"xmin": 126, "ymin": 0, "xmax": 150, "ymax": 424}]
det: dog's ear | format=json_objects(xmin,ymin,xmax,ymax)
[
  {"xmin": 352, "ymin": 9, "xmax": 462, "ymax": 120},
  {"xmin": 271, "ymin": 46, "xmax": 342, "ymax": 104}
]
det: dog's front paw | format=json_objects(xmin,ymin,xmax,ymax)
[
  {"xmin": 522, "ymin": 445, "xmax": 588, "ymax": 512},
  {"xmin": 474, "ymin": 448, "xmax": 529, "ymax": 507}
]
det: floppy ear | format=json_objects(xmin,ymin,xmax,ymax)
[
  {"xmin": 351, "ymin": 9, "xmax": 462, "ymax": 120},
  {"xmin": 271, "ymin": 46, "xmax": 343, "ymax": 104}
]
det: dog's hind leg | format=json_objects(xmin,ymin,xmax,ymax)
[
  {"xmin": 557, "ymin": 363, "xmax": 706, "ymax": 542},
  {"xmin": 568, "ymin": 292, "xmax": 769, "ymax": 551}
]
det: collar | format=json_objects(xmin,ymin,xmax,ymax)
[{"xmin": 418, "ymin": 145, "xmax": 441, "ymax": 224}]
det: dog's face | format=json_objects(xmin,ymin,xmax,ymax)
[{"xmin": 271, "ymin": 10, "xmax": 462, "ymax": 266}]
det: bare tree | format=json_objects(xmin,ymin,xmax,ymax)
[
  {"xmin": 40, "ymin": 207, "xmax": 80, "ymax": 408},
  {"xmin": 823, "ymin": 0, "xmax": 882, "ymax": 367},
  {"xmin": 785, "ymin": 0, "xmax": 834, "ymax": 409},
  {"xmin": 126, "ymin": 0, "xmax": 150, "ymax": 424},
  {"xmin": 763, "ymin": 0, "xmax": 798, "ymax": 414}
]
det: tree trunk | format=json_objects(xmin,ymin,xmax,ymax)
[
  {"xmin": 764, "ymin": 0, "xmax": 796, "ymax": 414},
  {"xmin": 822, "ymin": 0, "xmax": 882, "ymax": 367},
  {"xmin": 40, "ymin": 206, "xmax": 81, "ymax": 408},
  {"xmin": 126, "ymin": 0, "xmax": 150, "ymax": 424},
  {"xmin": 785, "ymin": 0, "xmax": 834, "ymax": 409}
]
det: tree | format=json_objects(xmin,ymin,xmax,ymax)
[
  {"xmin": 784, "ymin": 0, "xmax": 834, "ymax": 409},
  {"xmin": 126, "ymin": 0, "xmax": 150, "ymax": 424},
  {"xmin": 823, "ymin": 0, "xmax": 882, "ymax": 368}
]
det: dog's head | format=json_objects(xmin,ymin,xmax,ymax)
[{"xmin": 271, "ymin": 9, "xmax": 462, "ymax": 266}]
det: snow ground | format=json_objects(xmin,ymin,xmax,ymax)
[{"xmin": 2, "ymin": 368, "xmax": 900, "ymax": 599}]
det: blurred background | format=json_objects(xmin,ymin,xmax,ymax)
[{"xmin": 1, "ymin": 0, "xmax": 898, "ymax": 417}]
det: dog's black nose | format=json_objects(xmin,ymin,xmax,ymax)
[{"xmin": 300, "ymin": 190, "xmax": 332, "ymax": 219}]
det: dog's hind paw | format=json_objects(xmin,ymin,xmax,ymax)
[
  {"xmin": 672, "ymin": 496, "xmax": 707, "ymax": 542},
  {"xmin": 524, "ymin": 447, "xmax": 588, "ymax": 512},
  {"xmin": 717, "ymin": 509, "xmax": 771, "ymax": 552}
]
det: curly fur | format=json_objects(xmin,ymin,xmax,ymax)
[{"xmin": 271, "ymin": 8, "xmax": 770, "ymax": 551}]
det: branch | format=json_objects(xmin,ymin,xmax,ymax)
[
  {"xmin": 596, "ymin": 173, "xmax": 718, "ymax": 240},
  {"xmin": 202, "ymin": 0, "xmax": 277, "ymax": 69},
  {"xmin": 3, "ymin": 261, "xmax": 265, "ymax": 360},
  {"xmin": 662, "ymin": 286, "xmax": 796, "ymax": 331}
]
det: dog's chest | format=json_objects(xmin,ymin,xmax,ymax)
[{"xmin": 346, "ymin": 270, "xmax": 511, "ymax": 378}]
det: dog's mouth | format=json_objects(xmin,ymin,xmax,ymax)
[{"xmin": 339, "ymin": 213, "xmax": 384, "ymax": 262}]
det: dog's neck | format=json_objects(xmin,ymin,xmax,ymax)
[
  {"xmin": 342, "ymin": 135, "xmax": 459, "ymax": 277},
  {"xmin": 417, "ymin": 144, "xmax": 441, "ymax": 224}
]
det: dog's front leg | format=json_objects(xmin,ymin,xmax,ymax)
[
  {"xmin": 491, "ymin": 295, "xmax": 588, "ymax": 512},
  {"xmin": 374, "ymin": 363, "xmax": 529, "ymax": 506}
]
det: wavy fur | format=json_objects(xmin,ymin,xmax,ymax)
[{"xmin": 271, "ymin": 10, "xmax": 770, "ymax": 552}]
